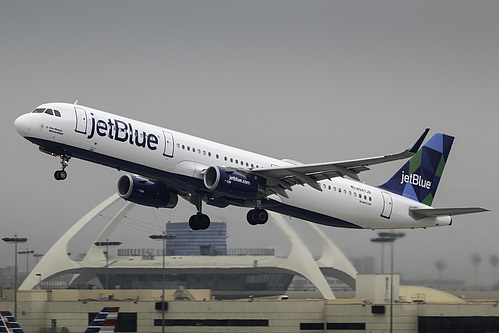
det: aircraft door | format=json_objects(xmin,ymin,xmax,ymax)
[
  {"xmin": 380, "ymin": 192, "xmax": 393, "ymax": 219},
  {"xmin": 74, "ymin": 107, "xmax": 88, "ymax": 134},
  {"xmin": 163, "ymin": 131, "xmax": 174, "ymax": 157}
]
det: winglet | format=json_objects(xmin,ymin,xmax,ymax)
[{"xmin": 408, "ymin": 128, "xmax": 430, "ymax": 154}]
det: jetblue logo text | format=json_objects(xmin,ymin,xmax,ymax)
[
  {"xmin": 86, "ymin": 114, "xmax": 158, "ymax": 150},
  {"xmin": 227, "ymin": 175, "xmax": 251, "ymax": 185},
  {"xmin": 400, "ymin": 171, "xmax": 432, "ymax": 189}
]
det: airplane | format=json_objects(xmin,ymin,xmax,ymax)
[
  {"xmin": 0, "ymin": 307, "xmax": 119, "ymax": 333},
  {"xmin": 85, "ymin": 307, "xmax": 119, "ymax": 333},
  {"xmin": 14, "ymin": 102, "xmax": 487, "ymax": 230},
  {"xmin": 0, "ymin": 311, "xmax": 23, "ymax": 333}
]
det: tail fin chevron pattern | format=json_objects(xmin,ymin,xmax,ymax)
[
  {"xmin": 0, "ymin": 311, "xmax": 24, "ymax": 333},
  {"xmin": 85, "ymin": 307, "xmax": 119, "ymax": 333},
  {"xmin": 379, "ymin": 133, "xmax": 454, "ymax": 206}
]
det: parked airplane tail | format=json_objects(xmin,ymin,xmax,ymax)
[
  {"xmin": 0, "ymin": 311, "xmax": 24, "ymax": 333},
  {"xmin": 379, "ymin": 133, "xmax": 454, "ymax": 206},
  {"xmin": 84, "ymin": 307, "xmax": 119, "ymax": 333}
]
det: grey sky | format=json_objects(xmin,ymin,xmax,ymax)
[{"xmin": 1, "ymin": 1, "xmax": 498, "ymax": 285}]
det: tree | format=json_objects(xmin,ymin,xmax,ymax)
[
  {"xmin": 489, "ymin": 255, "xmax": 499, "ymax": 285},
  {"xmin": 435, "ymin": 260, "xmax": 447, "ymax": 281},
  {"xmin": 471, "ymin": 253, "xmax": 482, "ymax": 288}
]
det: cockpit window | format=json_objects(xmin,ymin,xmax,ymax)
[{"xmin": 31, "ymin": 108, "xmax": 61, "ymax": 117}]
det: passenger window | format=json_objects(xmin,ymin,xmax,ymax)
[{"xmin": 54, "ymin": 110, "xmax": 61, "ymax": 117}]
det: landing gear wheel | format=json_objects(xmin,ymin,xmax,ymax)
[
  {"xmin": 189, "ymin": 213, "xmax": 211, "ymax": 230},
  {"xmin": 54, "ymin": 154, "xmax": 71, "ymax": 181},
  {"xmin": 247, "ymin": 210, "xmax": 259, "ymax": 225},
  {"xmin": 247, "ymin": 208, "xmax": 268, "ymax": 225},
  {"xmin": 54, "ymin": 170, "xmax": 67, "ymax": 181}
]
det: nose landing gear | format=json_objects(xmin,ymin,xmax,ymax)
[{"xmin": 54, "ymin": 155, "xmax": 71, "ymax": 181}]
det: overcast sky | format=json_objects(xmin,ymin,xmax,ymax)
[{"xmin": 1, "ymin": 1, "xmax": 498, "ymax": 286}]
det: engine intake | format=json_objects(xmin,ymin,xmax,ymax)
[
  {"xmin": 117, "ymin": 174, "xmax": 178, "ymax": 208},
  {"xmin": 204, "ymin": 166, "xmax": 264, "ymax": 200}
]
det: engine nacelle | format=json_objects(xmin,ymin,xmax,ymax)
[
  {"xmin": 117, "ymin": 174, "xmax": 178, "ymax": 208},
  {"xmin": 204, "ymin": 166, "xmax": 264, "ymax": 200}
]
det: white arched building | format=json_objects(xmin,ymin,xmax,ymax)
[{"xmin": 20, "ymin": 194, "xmax": 356, "ymax": 299}]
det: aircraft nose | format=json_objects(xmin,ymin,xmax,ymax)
[{"xmin": 14, "ymin": 113, "xmax": 33, "ymax": 137}]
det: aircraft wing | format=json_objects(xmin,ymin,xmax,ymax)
[
  {"xmin": 409, "ymin": 207, "xmax": 490, "ymax": 220},
  {"xmin": 248, "ymin": 129, "xmax": 430, "ymax": 197}
]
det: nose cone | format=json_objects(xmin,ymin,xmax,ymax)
[{"xmin": 14, "ymin": 114, "xmax": 33, "ymax": 137}]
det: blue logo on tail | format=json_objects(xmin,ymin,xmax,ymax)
[{"xmin": 379, "ymin": 133, "xmax": 454, "ymax": 206}]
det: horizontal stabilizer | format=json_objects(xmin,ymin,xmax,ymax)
[{"xmin": 410, "ymin": 207, "xmax": 489, "ymax": 219}]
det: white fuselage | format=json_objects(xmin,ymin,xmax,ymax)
[{"xmin": 14, "ymin": 102, "xmax": 451, "ymax": 229}]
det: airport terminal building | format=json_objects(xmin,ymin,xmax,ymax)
[{"xmin": 4, "ymin": 195, "xmax": 499, "ymax": 332}]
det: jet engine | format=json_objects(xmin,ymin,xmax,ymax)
[
  {"xmin": 204, "ymin": 166, "xmax": 264, "ymax": 200},
  {"xmin": 117, "ymin": 174, "xmax": 178, "ymax": 208}
]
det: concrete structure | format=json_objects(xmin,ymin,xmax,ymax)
[
  {"xmin": 356, "ymin": 274, "xmax": 400, "ymax": 304},
  {"xmin": 2, "ymin": 288, "xmax": 499, "ymax": 332},
  {"xmin": 20, "ymin": 194, "xmax": 357, "ymax": 299}
]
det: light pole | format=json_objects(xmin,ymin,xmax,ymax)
[
  {"xmin": 370, "ymin": 232, "xmax": 405, "ymax": 333},
  {"xmin": 370, "ymin": 236, "xmax": 393, "ymax": 274},
  {"xmin": 17, "ymin": 249, "xmax": 34, "ymax": 274},
  {"xmin": 33, "ymin": 251, "xmax": 44, "ymax": 265},
  {"xmin": 150, "ymin": 230, "xmax": 176, "ymax": 333},
  {"xmin": 2, "ymin": 235, "xmax": 28, "ymax": 318},
  {"xmin": 94, "ymin": 240, "xmax": 122, "ymax": 289}
]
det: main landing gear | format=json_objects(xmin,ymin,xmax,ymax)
[
  {"xmin": 246, "ymin": 208, "xmax": 269, "ymax": 225},
  {"xmin": 189, "ymin": 196, "xmax": 210, "ymax": 230},
  {"xmin": 54, "ymin": 155, "xmax": 70, "ymax": 181},
  {"xmin": 189, "ymin": 213, "xmax": 211, "ymax": 230},
  {"xmin": 188, "ymin": 196, "xmax": 269, "ymax": 230}
]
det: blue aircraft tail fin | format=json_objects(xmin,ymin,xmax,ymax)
[{"xmin": 379, "ymin": 132, "xmax": 454, "ymax": 206}]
